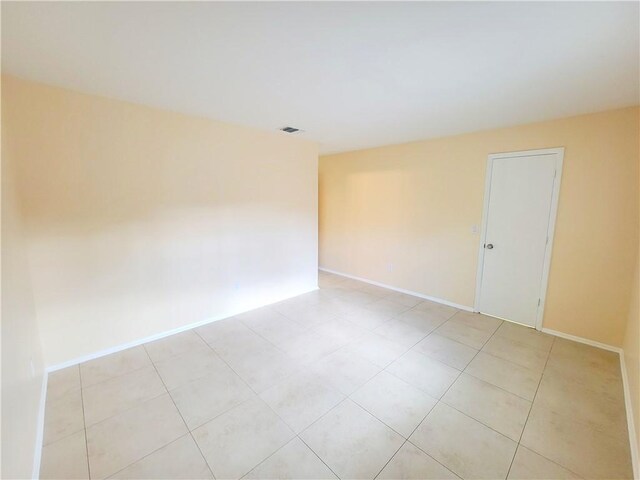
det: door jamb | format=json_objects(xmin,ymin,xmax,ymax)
[{"xmin": 473, "ymin": 147, "xmax": 565, "ymax": 331}]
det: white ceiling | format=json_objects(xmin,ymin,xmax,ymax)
[{"xmin": 2, "ymin": 2, "xmax": 638, "ymax": 154}]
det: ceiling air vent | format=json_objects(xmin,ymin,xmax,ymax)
[{"xmin": 280, "ymin": 126, "xmax": 302, "ymax": 133}]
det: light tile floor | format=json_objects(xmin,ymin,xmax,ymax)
[{"xmin": 40, "ymin": 271, "xmax": 633, "ymax": 480}]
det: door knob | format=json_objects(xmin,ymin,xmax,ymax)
[{"xmin": 486, "ymin": 243, "xmax": 494, "ymax": 249}]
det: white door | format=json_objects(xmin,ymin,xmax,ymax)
[{"xmin": 476, "ymin": 149, "xmax": 563, "ymax": 328}]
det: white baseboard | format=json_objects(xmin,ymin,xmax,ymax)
[
  {"xmin": 540, "ymin": 328, "xmax": 621, "ymax": 353},
  {"xmin": 620, "ymin": 352, "xmax": 639, "ymax": 479},
  {"xmin": 47, "ymin": 286, "xmax": 319, "ymax": 372},
  {"xmin": 32, "ymin": 371, "xmax": 48, "ymax": 479},
  {"xmin": 319, "ymin": 267, "xmax": 474, "ymax": 312}
]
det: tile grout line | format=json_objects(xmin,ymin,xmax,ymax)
[
  {"xmin": 251, "ymin": 286, "xmax": 621, "ymax": 478},
  {"xmin": 505, "ymin": 337, "xmax": 586, "ymax": 480},
  {"xmin": 184, "ymin": 329, "xmax": 279, "ymax": 478},
  {"xmin": 43, "ymin": 386, "xmax": 169, "ymax": 456},
  {"xmin": 504, "ymin": 335, "xmax": 556, "ymax": 479},
  {"xmin": 148, "ymin": 345, "xmax": 217, "ymax": 480},
  {"xmin": 93, "ymin": 347, "xmax": 185, "ymax": 480},
  {"xmin": 52, "ymin": 278, "xmax": 623, "ymax": 480},
  {"xmin": 296, "ymin": 433, "xmax": 342, "ymax": 479},
  {"xmin": 323, "ymin": 272, "xmax": 531, "ymax": 478},
  {"xmin": 75, "ymin": 291, "xmax": 433, "ymax": 445},
  {"xmin": 329, "ymin": 314, "xmax": 462, "ymax": 479},
  {"xmin": 78, "ymin": 366, "xmax": 92, "ymax": 480},
  {"xmin": 370, "ymin": 388, "xmax": 461, "ymax": 480},
  {"xmin": 189, "ymin": 326, "xmax": 338, "ymax": 479},
  {"xmin": 236, "ymin": 380, "xmax": 344, "ymax": 479},
  {"xmin": 192, "ymin": 326, "xmax": 263, "ymax": 397},
  {"xmin": 79, "ymin": 315, "xmax": 524, "ymax": 479},
  {"xmin": 407, "ymin": 317, "xmax": 513, "ymax": 479},
  {"xmin": 400, "ymin": 315, "xmax": 510, "ymax": 478}
]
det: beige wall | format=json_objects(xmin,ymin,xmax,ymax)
[
  {"xmin": 3, "ymin": 75, "xmax": 318, "ymax": 367},
  {"xmin": 1, "ymin": 117, "xmax": 46, "ymax": 478},
  {"xmin": 320, "ymin": 107, "xmax": 639, "ymax": 347}
]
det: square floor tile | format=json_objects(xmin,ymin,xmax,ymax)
[
  {"xmin": 413, "ymin": 300, "xmax": 458, "ymax": 320},
  {"xmin": 241, "ymin": 312, "xmax": 308, "ymax": 348},
  {"xmin": 442, "ymin": 373, "xmax": 531, "ymax": 441},
  {"xmin": 365, "ymin": 298, "xmax": 411, "ymax": 316},
  {"xmin": 192, "ymin": 398, "xmax": 295, "ymax": 480},
  {"xmin": 435, "ymin": 313, "xmax": 501, "ymax": 349},
  {"xmin": 465, "ymin": 352, "xmax": 541, "ymax": 401},
  {"xmin": 278, "ymin": 329, "xmax": 344, "ymax": 365},
  {"xmin": 47, "ymin": 366, "xmax": 81, "ymax": 401},
  {"xmin": 340, "ymin": 289, "xmax": 382, "ymax": 306},
  {"xmin": 520, "ymin": 403, "xmax": 632, "ymax": 479},
  {"xmin": 223, "ymin": 346, "xmax": 301, "ymax": 393},
  {"xmin": 386, "ymin": 351, "xmax": 459, "ymax": 399},
  {"xmin": 144, "ymin": 331, "xmax": 208, "ymax": 363},
  {"xmin": 377, "ymin": 442, "xmax": 458, "ymax": 480},
  {"xmin": 322, "ymin": 283, "xmax": 353, "ymax": 298},
  {"xmin": 321, "ymin": 296, "xmax": 362, "ymax": 316},
  {"xmin": 83, "ymin": 365, "xmax": 166, "ymax": 427},
  {"xmin": 482, "ymin": 335, "xmax": 549, "ymax": 372},
  {"xmin": 494, "ymin": 322, "xmax": 554, "ymax": 352},
  {"xmin": 342, "ymin": 332, "xmax": 408, "ymax": 368},
  {"xmin": 244, "ymin": 438, "xmax": 338, "ymax": 479},
  {"xmin": 40, "ymin": 430, "xmax": 89, "ymax": 480},
  {"xmin": 414, "ymin": 333, "xmax": 478, "ymax": 370},
  {"xmin": 196, "ymin": 319, "xmax": 274, "ymax": 359},
  {"xmin": 318, "ymin": 273, "xmax": 347, "ymax": 287},
  {"xmin": 109, "ymin": 435, "xmax": 212, "ymax": 479},
  {"xmin": 351, "ymin": 371, "xmax": 437, "ymax": 437},
  {"xmin": 549, "ymin": 338, "xmax": 620, "ymax": 376},
  {"xmin": 535, "ymin": 368, "xmax": 627, "ymax": 440},
  {"xmin": 86, "ymin": 394, "xmax": 187, "ymax": 479},
  {"xmin": 283, "ymin": 305, "xmax": 340, "ymax": 329},
  {"xmin": 386, "ymin": 292, "xmax": 424, "ymax": 308},
  {"xmin": 410, "ymin": 403, "xmax": 516, "ymax": 480},
  {"xmin": 235, "ymin": 305, "xmax": 283, "ymax": 328},
  {"xmin": 396, "ymin": 309, "xmax": 448, "ymax": 334},
  {"xmin": 507, "ymin": 446, "xmax": 580, "ymax": 479},
  {"xmin": 43, "ymin": 387, "xmax": 84, "ymax": 445},
  {"xmin": 276, "ymin": 289, "xmax": 323, "ymax": 307},
  {"xmin": 374, "ymin": 320, "xmax": 430, "ymax": 347},
  {"xmin": 340, "ymin": 306, "xmax": 395, "ymax": 330},
  {"xmin": 310, "ymin": 349, "xmax": 381, "ymax": 395},
  {"xmin": 154, "ymin": 347, "xmax": 228, "ymax": 390},
  {"xmin": 170, "ymin": 367, "xmax": 254, "ymax": 430},
  {"xmin": 357, "ymin": 283, "xmax": 394, "ymax": 297},
  {"xmin": 259, "ymin": 371, "xmax": 344, "ymax": 433},
  {"xmin": 300, "ymin": 400, "xmax": 404, "ymax": 479},
  {"xmin": 80, "ymin": 347, "xmax": 151, "ymax": 387},
  {"xmin": 195, "ymin": 317, "xmax": 249, "ymax": 345},
  {"xmin": 312, "ymin": 317, "xmax": 368, "ymax": 346},
  {"xmin": 545, "ymin": 340, "xmax": 623, "ymax": 397}
]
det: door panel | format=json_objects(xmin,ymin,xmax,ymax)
[{"xmin": 478, "ymin": 154, "xmax": 557, "ymax": 327}]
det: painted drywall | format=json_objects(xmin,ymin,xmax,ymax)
[
  {"xmin": 320, "ymin": 107, "xmax": 639, "ymax": 347},
  {"xmin": 3, "ymin": 75, "xmax": 318, "ymax": 367},
  {"xmin": 1, "ymin": 119, "xmax": 46, "ymax": 478}
]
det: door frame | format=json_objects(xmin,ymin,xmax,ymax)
[{"xmin": 474, "ymin": 147, "xmax": 565, "ymax": 330}]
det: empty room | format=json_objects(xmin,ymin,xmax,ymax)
[{"xmin": 2, "ymin": 2, "xmax": 639, "ymax": 479}]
